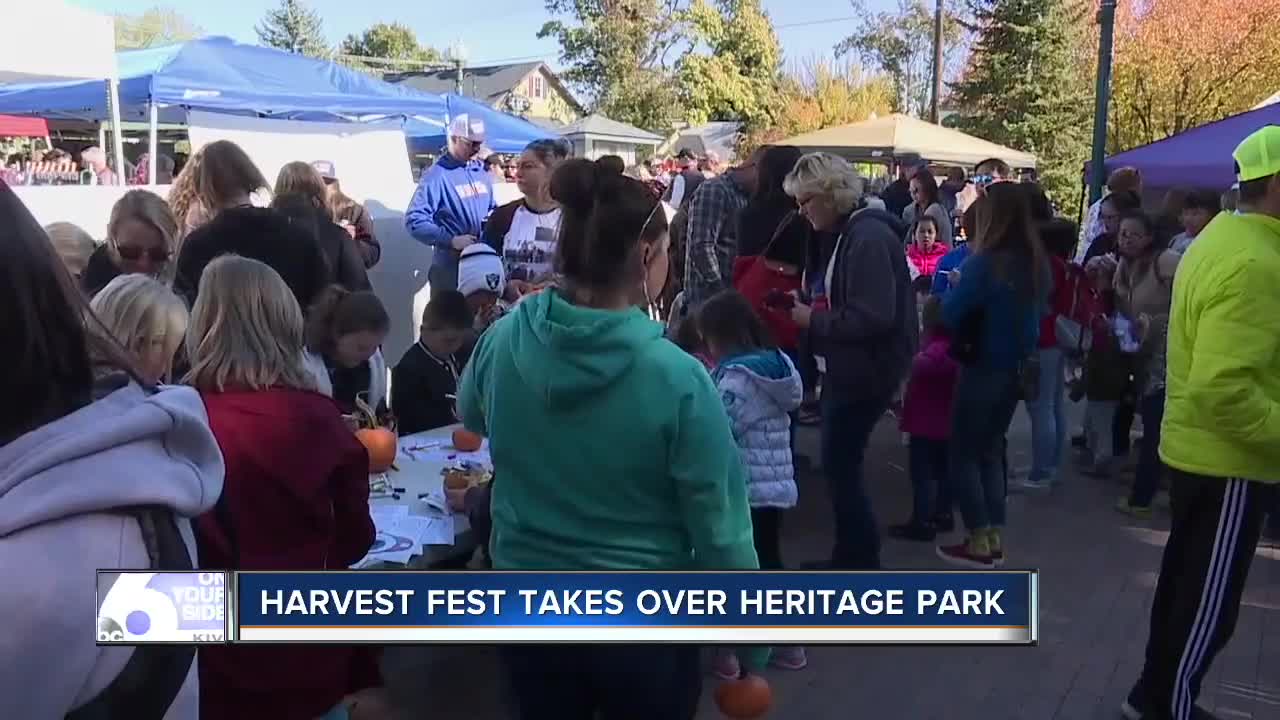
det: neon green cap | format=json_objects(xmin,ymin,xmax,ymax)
[{"xmin": 1233, "ymin": 125, "xmax": 1280, "ymax": 182}]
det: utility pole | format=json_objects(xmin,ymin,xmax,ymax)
[
  {"xmin": 1088, "ymin": 0, "xmax": 1118, "ymax": 204},
  {"xmin": 931, "ymin": 0, "xmax": 944, "ymax": 124},
  {"xmin": 449, "ymin": 40, "xmax": 468, "ymax": 96}
]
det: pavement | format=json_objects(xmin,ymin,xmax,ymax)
[{"xmin": 380, "ymin": 401, "xmax": 1280, "ymax": 719}]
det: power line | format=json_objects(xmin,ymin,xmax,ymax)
[{"xmin": 775, "ymin": 15, "xmax": 859, "ymax": 30}]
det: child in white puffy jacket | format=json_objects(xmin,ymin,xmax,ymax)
[{"xmin": 698, "ymin": 290, "xmax": 806, "ymax": 675}]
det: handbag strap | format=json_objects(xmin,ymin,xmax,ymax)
[{"xmin": 745, "ymin": 210, "xmax": 798, "ymax": 270}]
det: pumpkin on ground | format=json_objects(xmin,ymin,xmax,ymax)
[
  {"xmin": 451, "ymin": 428, "xmax": 484, "ymax": 452},
  {"xmin": 715, "ymin": 671, "xmax": 772, "ymax": 719}
]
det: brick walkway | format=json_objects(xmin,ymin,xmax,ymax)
[{"xmin": 381, "ymin": 404, "xmax": 1280, "ymax": 719}]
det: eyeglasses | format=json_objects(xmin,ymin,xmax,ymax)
[
  {"xmin": 115, "ymin": 245, "xmax": 171, "ymax": 263},
  {"xmin": 973, "ymin": 174, "xmax": 996, "ymax": 188}
]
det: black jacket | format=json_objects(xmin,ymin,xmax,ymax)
[
  {"xmin": 175, "ymin": 207, "xmax": 330, "ymax": 312},
  {"xmin": 391, "ymin": 340, "xmax": 473, "ymax": 435},
  {"xmin": 308, "ymin": 211, "xmax": 371, "ymax": 293},
  {"xmin": 809, "ymin": 208, "xmax": 918, "ymax": 399}
]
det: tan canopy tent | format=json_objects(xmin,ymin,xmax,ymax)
[{"xmin": 779, "ymin": 113, "xmax": 1036, "ymax": 169}]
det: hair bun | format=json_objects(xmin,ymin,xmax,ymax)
[{"xmin": 549, "ymin": 158, "xmax": 601, "ymax": 214}]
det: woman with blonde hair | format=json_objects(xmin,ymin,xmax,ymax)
[
  {"xmin": 89, "ymin": 274, "xmax": 188, "ymax": 385},
  {"xmin": 82, "ymin": 189, "xmax": 180, "ymax": 296},
  {"xmin": 43, "ymin": 221, "xmax": 97, "ymax": 284},
  {"xmin": 184, "ymin": 255, "xmax": 379, "ymax": 720},
  {"xmin": 174, "ymin": 140, "xmax": 328, "ymax": 312},
  {"xmin": 273, "ymin": 161, "xmax": 369, "ymax": 291},
  {"xmin": 783, "ymin": 152, "xmax": 917, "ymax": 570}
]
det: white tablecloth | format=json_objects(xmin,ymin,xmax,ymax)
[{"xmin": 361, "ymin": 424, "xmax": 487, "ymax": 568}]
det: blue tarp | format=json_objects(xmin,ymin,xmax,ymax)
[
  {"xmin": 1096, "ymin": 103, "xmax": 1280, "ymax": 190},
  {"xmin": 403, "ymin": 93, "xmax": 557, "ymax": 155},
  {"xmin": 0, "ymin": 37, "xmax": 447, "ymax": 125}
]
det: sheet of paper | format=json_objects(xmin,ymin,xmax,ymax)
[
  {"xmin": 418, "ymin": 514, "xmax": 456, "ymax": 546},
  {"xmin": 413, "ymin": 442, "xmax": 492, "ymax": 468},
  {"xmin": 351, "ymin": 505, "xmax": 416, "ymax": 568}
]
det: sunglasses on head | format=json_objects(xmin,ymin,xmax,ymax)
[{"xmin": 115, "ymin": 245, "xmax": 171, "ymax": 263}]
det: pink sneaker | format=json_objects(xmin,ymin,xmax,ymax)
[
  {"xmin": 711, "ymin": 650, "xmax": 741, "ymax": 680},
  {"xmin": 769, "ymin": 646, "xmax": 807, "ymax": 670}
]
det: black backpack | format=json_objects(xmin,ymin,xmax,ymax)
[{"xmin": 67, "ymin": 508, "xmax": 197, "ymax": 720}]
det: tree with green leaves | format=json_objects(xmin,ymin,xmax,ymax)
[
  {"xmin": 338, "ymin": 22, "xmax": 443, "ymax": 74},
  {"xmin": 838, "ymin": 0, "xmax": 967, "ymax": 118},
  {"xmin": 948, "ymin": 0, "xmax": 1091, "ymax": 206},
  {"xmin": 255, "ymin": 0, "xmax": 329, "ymax": 57},
  {"xmin": 539, "ymin": 0, "xmax": 690, "ymax": 133},
  {"xmin": 114, "ymin": 7, "xmax": 202, "ymax": 50},
  {"xmin": 677, "ymin": 0, "xmax": 783, "ymax": 131}
]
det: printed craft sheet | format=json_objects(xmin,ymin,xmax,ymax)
[{"xmin": 351, "ymin": 504, "xmax": 456, "ymax": 569}]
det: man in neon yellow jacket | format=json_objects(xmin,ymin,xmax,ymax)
[{"xmin": 1122, "ymin": 127, "xmax": 1280, "ymax": 720}]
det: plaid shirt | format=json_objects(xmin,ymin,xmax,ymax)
[{"xmin": 682, "ymin": 173, "xmax": 749, "ymax": 309}]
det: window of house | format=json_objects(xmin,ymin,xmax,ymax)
[{"xmin": 527, "ymin": 75, "xmax": 544, "ymax": 99}]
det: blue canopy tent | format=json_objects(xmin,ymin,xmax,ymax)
[
  {"xmin": 0, "ymin": 37, "xmax": 449, "ymax": 180},
  {"xmin": 402, "ymin": 93, "xmax": 557, "ymax": 155},
  {"xmin": 0, "ymin": 37, "xmax": 448, "ymax": 123}
]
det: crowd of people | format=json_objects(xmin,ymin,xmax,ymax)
[{"xmin": 1, "ymin": 106, "xmax": 1278, "ymax": 720}]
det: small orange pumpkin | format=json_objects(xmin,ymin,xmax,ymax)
[
  {"xmin": 357, "ymin": 427, "xmax": 397, "ymax": 472},
  {"xmin": 452, "ymin": 428, "xmax": 484, "ymax": 452},
  {"xmin": 715, "ymin": 672, "xmax": 772, "ymax": 719}
]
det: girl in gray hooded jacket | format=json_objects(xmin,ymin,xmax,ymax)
[{"xmin": 699, "ymin": 290, "xmax": 806, "ymax": 675}]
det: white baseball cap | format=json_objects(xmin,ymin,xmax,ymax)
[{"xmin": 448, "ymin": 114, "xmax": 486, "ymax": 143}]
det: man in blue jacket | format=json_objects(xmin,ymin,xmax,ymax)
[{"xmin": 405, "ymin": 114, "xmax": 497, "ymax": 298}]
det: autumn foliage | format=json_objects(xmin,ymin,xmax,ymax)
[{"xmin": 1108, "ymin": 0, "xmax": 1280, "ymax": 152}]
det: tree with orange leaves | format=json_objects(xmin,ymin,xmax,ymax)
[{"xmin": 1108, "ymin": 0, "xmax": 1280, "ymax": 153}]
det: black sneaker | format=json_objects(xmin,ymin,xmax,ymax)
[
  {"xmin": 1122, "ymin": 684, "xmax": 1220, "ymax": 720},
  {"xmin": 887, "ymin": 521, "xmax": 935, "ymax": 542},
  {"xmin": 931, "ymin": 512, "xmax": 955, "ymax": 533}
]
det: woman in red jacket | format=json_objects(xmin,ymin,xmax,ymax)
[{"xmin": 183, "ymin": 255, "xmax": 377, "ymax": 720}]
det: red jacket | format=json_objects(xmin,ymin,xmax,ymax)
[
  {"xmin": 194, "ymin": 387, "xmax": 377, "ymax": 720},
  {"xmin": 907, "ymin": 242, "xmax": 949, "ymax": 279},
  {"xmin": 899, "ymin": 332, "xmax": 960, "ymax": 440}
]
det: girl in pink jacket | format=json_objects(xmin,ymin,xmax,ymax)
[
  {"xmin": 907, "ymin": 216, "xmax": 950, "ymax": 282},
  {"xmin": 890, "ymin": 296, "xmax": 959, "ymax": 541}
]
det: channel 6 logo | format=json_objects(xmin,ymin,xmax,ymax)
[{"xmin": 96, "ymin": 571, "xmax": 227, "ymax": 644}]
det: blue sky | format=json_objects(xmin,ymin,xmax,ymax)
[{"xmin": 70, "ymin": 0, "xmax": 887, "ymax": 70}]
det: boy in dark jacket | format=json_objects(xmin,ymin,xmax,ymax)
[{"xmin": 391, "ymin": 292, "xmax": 473, "ymax": 436}]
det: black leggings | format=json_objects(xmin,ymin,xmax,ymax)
[
  {"xmin": 752, "ymin": 508, "xmax": 784, "ymax": 570},
  {"xmin": 501, "ymin": 645, "xmax": 701, "ymax": 720}
]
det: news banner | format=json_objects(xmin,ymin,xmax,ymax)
[{"xmin": 97, "ymin": 570, "xmax": 1037, "ymax": 645}]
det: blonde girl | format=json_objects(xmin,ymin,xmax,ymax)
[
  {"xmin": 43, "ymin": 222, "xmax": 97, "ymax": 283},
  {"xmin": 183, "ymin": 254, "xmax": 379, "ymax": 719},
  {"xmin": 89, "ymin": 274, "xmax": 188, "ymax": 385}
]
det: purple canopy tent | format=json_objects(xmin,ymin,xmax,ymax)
[{"xmin": 1094, "ymin": 102, "xmax": 1280, "ymax": 190}]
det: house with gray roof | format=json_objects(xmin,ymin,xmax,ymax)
[{"xmin": 385, "ymin": 61, "xmax": 583, "ymax": 125}]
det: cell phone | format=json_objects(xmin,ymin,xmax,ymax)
[{"xmin": 764, "ymin": 289, "xmax": 795, "ymax": 309}]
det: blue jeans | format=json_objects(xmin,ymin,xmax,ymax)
[
  {"xmin": 822, "ymin": 391, "xmax": 889, "ymax": 569},
  {"xmin": 909, "ymin": 436, "xmax": 951, "ymax": 522},
  {"xmin": 1128, "ymin": 389, "xmax": 1166, "ymax": 507},
  {"xmin": 1023, "ymin": 347, "xmax": 1066, "ymax": 484},
  {"xmin": 950, "ymin": 366, "xmax": 1021, "ymax": 531}
]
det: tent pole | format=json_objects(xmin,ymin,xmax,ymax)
[
  {"xmin": 149, "ymin": 103, "xmax": 159, "ymax": 184},
  {"xmin": 108, "ymin": 78, "xmax": 125, "ymax": 186}
]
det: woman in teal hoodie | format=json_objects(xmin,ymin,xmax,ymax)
[{"xmin": 457, "ymin": 159, "xmax": 764, "ymax": 719}]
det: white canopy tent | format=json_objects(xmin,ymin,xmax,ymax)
[{"xmin": 0, "ymin": 2, "xmax": 123, "ymax": 180}]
